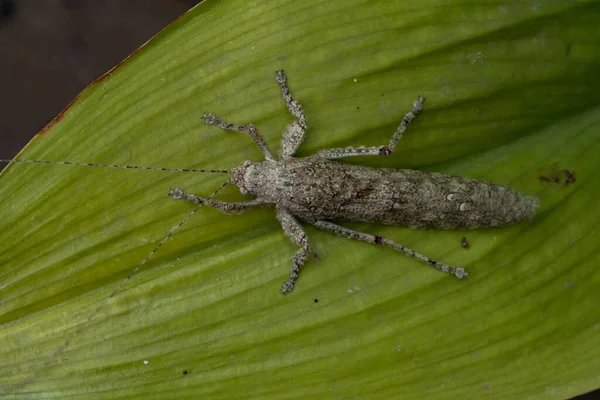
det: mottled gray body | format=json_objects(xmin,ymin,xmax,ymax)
[
  {"xmin": 238, "ymin": 156, "xmax": 538, "ymax": 229},
  {"xmin": 169, "ymin": 70, "xmax": 540, "ymax": 294}
]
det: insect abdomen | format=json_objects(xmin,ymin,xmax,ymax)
[
  {"xmin": 285, "ymin": 158, "xmax": 539, "ymax": 229},
  {"xmin": 379, "ymin": 169, "xmax": 540, "ymax": 229}
]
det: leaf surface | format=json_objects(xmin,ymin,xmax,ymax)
[{"xmin": 1, "ymin": 1, "xmax": 599, "ymax": 399}]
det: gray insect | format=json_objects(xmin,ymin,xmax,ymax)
[
  {"xmin": 2, "ymin": 70, "xmax": 540, "ymax": 295},
  {"xmin": 170, "ymin": 70, "xmax": 539, "ymax": 294}
]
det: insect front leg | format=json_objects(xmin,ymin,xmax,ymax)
[
  {"xmin": 169, "ymin": 188, "xmax": 266, "ymax": 213},
  {"xmin": 276, "ymin": 206, "xmax": 319, "ymax": 294},
  {"xmin": 313, "ymin": 220, "xmax": 468, "ymax": 279},
  {"xmin": 275, "ymin": 70, "xmax": 308, "ymax": 159},
  {"xmin": 317, "ymin": 95, "xmax": 425, "ymax": 159},
  {"xmin": 201, "ymin": 113, "xmax": 275, "ymax": 161}
]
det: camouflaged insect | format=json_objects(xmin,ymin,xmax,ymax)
[
  {"xmin": 168, "ymin": 70, "xmax": 540, "ymax": 294},
  {"xmin": 2, "ymin": 70, "xmax": 540, "ymax": 295}
]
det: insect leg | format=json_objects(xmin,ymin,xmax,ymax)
[
  {"xmin": 275, "ymin": 70, "xmax": 307, "ymax": 159},
  {"xmin": 276, "ymin": 206, "xmax": 319, "ymax": 294},
  {"xmin": 169, "ymin": 188, "xmax": 265, "ymax": 213},
  {"xmin": 313, "ymin": 220, "xmax": 468, "ymax": 279},
  {"xmin": 201, "ymin": 113, "xmax": 275, "ymax": 161},
  {"xmin": 317, "ymin": 95, "xmax": 425, "ymax": 159}
]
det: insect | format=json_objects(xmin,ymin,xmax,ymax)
[
  {"xmin": 2, "ymin": 70, "xmax": 540, "ymax": 295},
  {"xmin": 461, "ymin": 236, "xmax": 470, "ymax": 249}
]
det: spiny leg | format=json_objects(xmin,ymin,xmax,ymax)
[
  {"xmin": 275, "ymin": 70, "xmax": 308, "ymax": 159},
  {"xmin": 317, "ymin": 95, "xmax": 425, "ymax": 159},
  {"xmin": 201, "ymin": 112, "xmax": 275, "ymax": 161},
  {"xmin": 276, "ymin": 206, "xmax": 319, "ymax": 294},
  {"xmin": 275, "ymin": 70, "xmax": 306, "ymax": 126},
  {"xmin": 313, "ymin": 220, "xmax": 468, "ymax": 279},
  {"xmin": 169, "ymin": 187, "xmax": 265, "ymax": 213}
]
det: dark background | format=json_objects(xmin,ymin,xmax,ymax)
[
  {"xmin": 0, "ymin": 1, "xmax": 598, "ymax": 398},
  {"xmin": 0, "ymin": 0, "xmax": 200, "ymax": 162}
]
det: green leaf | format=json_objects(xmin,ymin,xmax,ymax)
[{"xmin": 1, "ymin": 0, "xmax": 599, "ymax": 398}]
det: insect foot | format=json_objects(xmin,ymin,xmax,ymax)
[
  {"xmin": 274, "ymin": 69, "xmax": 286, "ymax": 84},
  {"xmin": 169, "ymin": 187, "xmax": 185, "ymax": 200},
  {"xmin": 201, "ymin": 112, "xmax": 220, "ymax": 125}
]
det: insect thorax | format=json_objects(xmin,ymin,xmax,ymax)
[{"xmin": 232, "ymin": 160, "xmax": 293, "ymax": 201}]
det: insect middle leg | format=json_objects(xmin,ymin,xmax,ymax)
[
  {"xmin": 276, "ymin": 206, "xmax": 319, "ymax": 294},
  {"xmin": 275, "ymin": 70, "xmax": 308, "ymax": 159},
  {"xmin": 201, "ymin": 112, "xmax": 275, "ymax": 161},
  {"xmin": 169, "ymin": 188, "xmax": 266, "ymax": 212},
  {"xmin": 317, "ymin": 95, "xmax": 425, "ymax": 159},
  {"xmin": 313, "ymin": 220, "xmax": 468, "ymax": 279}
]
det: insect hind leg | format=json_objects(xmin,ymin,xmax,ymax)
[
  {"xmin": 317, "ymin": 95, "xmax": 424, "ymax": 159},
  {"xmin": 313, "ymin": 220, "xmax": 468, "ymax": 279}
]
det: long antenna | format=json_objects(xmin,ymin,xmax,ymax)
[
  {"xmin": 121, "ymin": 178, "xmax": 233, "ymax": 281},
  {"xmin": 10, "ymin": 178, "xmax": 232, "ymax": 393},
  {"xmin": 0, "ymin": 158, "xmax": 230, "ymax": 174}
]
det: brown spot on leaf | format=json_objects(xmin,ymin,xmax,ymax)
[
  {"xmin": 538, "ymin": 163, "xmax": 576, "ymax": 187},
  {"xmin": 539, "ymin": 175, "xmax": 560, "ymax": 183},
  {"xmin": 538, "ymin": 163, "xmax": 560, "ymax": 184},
  {"xmin": 563, "ymin": 170, "xmax": 576, "ymax": 185}
]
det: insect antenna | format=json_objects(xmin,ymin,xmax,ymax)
[
  {"xmin": 0, "ymin": 158, "xmax": 230, "ymax": 174},
  {"xmin": 17, "ymin": 178, "xmax": 232, "ymax": 380},
  {"xmin": 124, "ymin": 178, "xmax": 233, "ymax": 280},
  {"xmin": 2, "ymin": 155, "xmax": 233, "ymax": 274}
]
